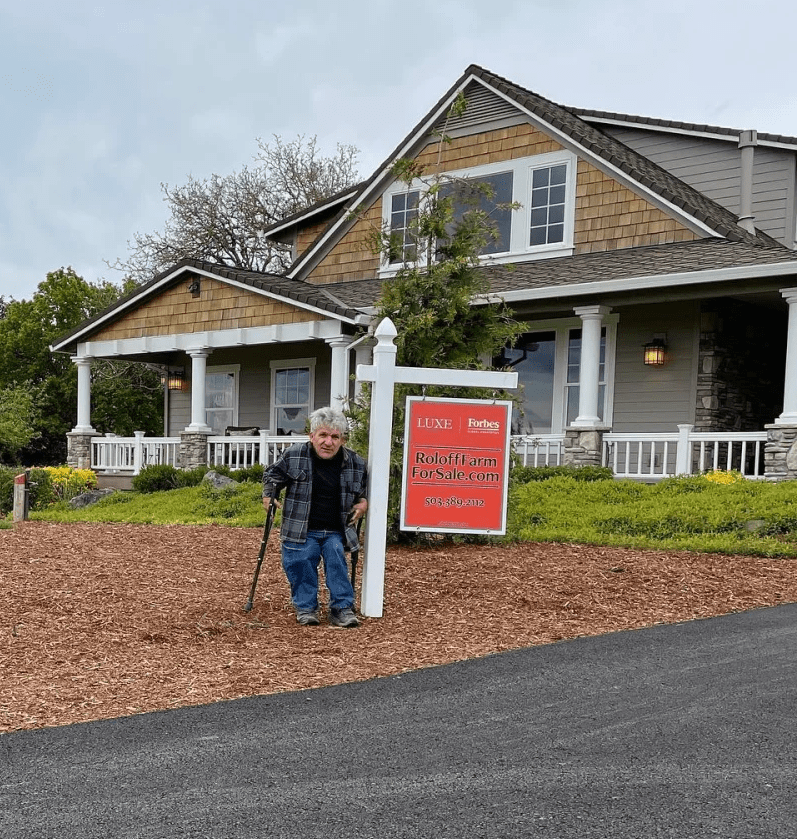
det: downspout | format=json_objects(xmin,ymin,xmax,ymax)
[{"xmin": 738, "ymin": 129, "xmax": 757, "ymax": 234}]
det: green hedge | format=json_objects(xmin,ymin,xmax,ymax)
[
  {"xmin": 132, "ymin": 463, "xmax": 265, "ymax": 494},
  {"xmin": 510, "ymin": 464, "xmax": 614, "ymax": 485}
]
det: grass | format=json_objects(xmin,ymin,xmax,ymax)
[
  {"xmin": 20, "ymin": 472, "xmax": 797, "ymax": 558},
  {"xmin": 29, "ymin": 481, "xmax": 268, "ymax": 527},
  {"xmin": 507, "ymin": 474, "xmax": 797, "ymax": 557}
]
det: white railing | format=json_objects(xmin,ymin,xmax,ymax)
[
  {"xmin": 603, "ymin": 424, "xmax": 767, "ymax": 480},
  {"xmin": 207, "ymin": 433, "xmax": 308, "ymax": 470},
  {"xmin": 92, "ymin": 432, "xmax": 180, "ymax": 474},
  {"xmin": 91, "ymin": 426, "xmax": 767, "ymax": 480},
  {"xmin": 92, "ymin": 431, "xmax": 307, "ymax": 475},
  {"xmin": 512, "ymin": 434, "xmax": 565, "ymax": 466}
]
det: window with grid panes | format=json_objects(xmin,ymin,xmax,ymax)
[{"xmin": 382, "ymin": 151, "xmax": 576, "ymax": 273}]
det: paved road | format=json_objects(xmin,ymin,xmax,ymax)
[{"xmin": 2, "ymin": 604, "xmax": 796, "ymax": 838}]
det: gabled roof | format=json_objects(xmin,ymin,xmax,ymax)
[
  {"xmin": 284, "ymin": 64, "xmax": 779, "ymax": 282},
  {"xmin": 50, "ymin": 258, "xmax": 366, "ymax": 353},
  {"xmin": 571, "ymin": 106, "xmax": 797, "ymax": 150},
  {"xmin": 463, "ymin": 66, "xmax": 777, "ymax": 247},
  {"xmin": 263, "ymin": 183, "xmax": 363, "ymax": 241}
]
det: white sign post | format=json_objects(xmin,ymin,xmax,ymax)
[{"xmin": 355, "ymin": 317, "xmax": 518, "ymax": 617}]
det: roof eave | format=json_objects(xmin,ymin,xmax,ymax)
[{"xmin": 482, "ymin": 259, "xmax": 797, "ymax": 305}]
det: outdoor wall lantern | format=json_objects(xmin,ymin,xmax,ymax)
[
  {"xmin": 162, "ymin": 368, "xmax": 186, "ymax": 391},
  {"xmin": 643, "ymin": 335, "xmax": 667, "ymax": 366},
  {"xmin": 187, "ymin": 278, "xmax": 201, "ymax": 297}
]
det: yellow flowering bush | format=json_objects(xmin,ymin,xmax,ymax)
[
  {"xmin": 39, "ymin": 466, "xmax": 98, "ymax": 504},
  {"xmin": 704, "ymin": 469, "xmax": 745, "ymax": 485}
]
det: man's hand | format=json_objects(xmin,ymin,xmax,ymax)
[
  {"xmin": 263, "ymin": 496, "xmax": 282, "ymax": 510},
  {"xmin": 349, "ymin": 498, "xmax": 367, "ymax": 523}
]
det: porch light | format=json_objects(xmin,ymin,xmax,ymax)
[
  {"xmin": 162, "ymin": 369, "xmax": 186, "ymax": 391},
  {"xmin": 643, "ymin": 336, "xmax": 667, "ymax": 366}
]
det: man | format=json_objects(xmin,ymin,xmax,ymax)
[{"xmin": 262, "ymin": 407, "xmax": 368, "ymax": 628}]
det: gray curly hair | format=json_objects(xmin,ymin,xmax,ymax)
[{"xmin": 309, "ymin": 407, "xmax": 349, "ymax": 436}]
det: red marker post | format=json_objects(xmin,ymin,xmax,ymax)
[{"xmin": 401, "ymin": 396, "xmax": 513, "ymax": 535}]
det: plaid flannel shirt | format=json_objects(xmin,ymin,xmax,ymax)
[{"xmin": 262, "ymin": 441, "xmax": 368, "ymax": 551}]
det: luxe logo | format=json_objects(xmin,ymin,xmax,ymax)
[{"xmin": 416, "ymin": 417, "xmax": 453, "ymax": 429}]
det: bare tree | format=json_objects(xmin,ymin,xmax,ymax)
[{"xmin": 111, "ymin": 135, "xmax": 359, "ymax": 286}]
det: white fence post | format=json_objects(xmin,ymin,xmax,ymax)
[
  {"xmin": 359, "ymin": 319, "xmax": 399, "ymax": 619},
  {"xmin": 133, "ymin": 431, "xmax": 145, "ymax": 475},
  {"xmin": 675, "ymin": 424, "xmax": 693, "ymax": 475}
]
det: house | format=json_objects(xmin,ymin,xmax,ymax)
[{"xmin": 51, "ymin": 64, "xmax": 797, "ymax": 483}]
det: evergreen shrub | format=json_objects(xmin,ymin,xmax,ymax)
[
  {"xmin": 510, "ymin": 464, "xmax": 614, "ymax": 485},
  {"xmin": 132, "ymin": 464, "xmax": 180, "ymax": 493},
  {"xmin": 175, "ymin": 466, "xmax": 211, "ymax": 487}
]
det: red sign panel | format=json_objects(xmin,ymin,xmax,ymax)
[{"xmin": 400, "ymin": 396, "xmax": 512, "ymax": 534}]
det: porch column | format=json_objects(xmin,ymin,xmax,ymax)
[
  {"xmin": 71, "ymin": 356, "xmax": 95, "ymax": 432},
  {"xmin": 326, "ymin": 336, "xmax": 352, "ymax": 410},
  {"xmin": 765, "ymin": 288, "xmax": 797, "ymax": 480},
  {"xmin": 354, "ymin": 342, "xmax": 372, "ymax": 401},
  {"xmin": 573, "ymin": 305, "xmax": 611, "ymax": 427},
  {"xmin": 185, "ymin": 348, "xmax": 211, "ymax": 432},
  {"xmin": 775, "ymin": 289, "xmax": 797, "ymax": 424}
]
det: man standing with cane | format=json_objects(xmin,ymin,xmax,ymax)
[{"xmin": 263, "ymin": 407, "xmax": 368, "ymax": 627}]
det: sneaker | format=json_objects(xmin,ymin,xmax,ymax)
[
  {"xmin": 296, "ymin": 610, "xmax": 320, "ymax": 626},
  {"xmin": 329, "ymin": 607, "xmax": 360, "ymax": 628}
]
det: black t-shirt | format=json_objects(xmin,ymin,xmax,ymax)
[{"xmin": 308, "ymin": 448, "xmax": 344, "ymax": 532}]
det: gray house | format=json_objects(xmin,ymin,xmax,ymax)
[{"xmin": 51, "ymin": 65, "xmax": 797, "ymax": 482}]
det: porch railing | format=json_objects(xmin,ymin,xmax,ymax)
[
  {"xmin": 92, "ymin": 432, "xmax": 181, "ymax": 474},
  {"xmin": 91, "ymin": 431, "xmax": 308, "ymax": 475},
  {"xmin": 207, "ymin": 434, "xmax": 308, "ymax": 470},
  {"xmin": 512, "ymin": 434, "xmax": 565, "ymax": 467},
  {"xmin": 92, "ymin": 426, "xmax": 768, "ymax": 480},
  {"xmin": 603, "ymin": 425, "xmax": 767, "ymax": 481}
]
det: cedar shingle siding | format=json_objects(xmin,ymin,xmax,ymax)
[{"xmin": 92, "ymin": 275, "xmax": 323, "ymax": 341}]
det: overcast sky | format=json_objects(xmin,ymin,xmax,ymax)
[{"xmin": 3, "ymin": 0, "xmax": 797, "ymax": 302}]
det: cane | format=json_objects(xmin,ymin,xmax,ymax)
[
  {"xmin": 350, "ymin": 517, "xmax": 363, "ymax": 589},
  {"xmin": 244, "ymin": 493, "xmax": 278, "ymax": 612}
]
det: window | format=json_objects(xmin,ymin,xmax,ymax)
[
  {"xmin": 440, "ymin": 171, "xmax": 514, "ymax": 255},
  {"xmin": 270, "ymin": 359, "xmax": 315, "ymax": 435},
  {"xmin": 530, "ymin": 163, "xmax": 567, "ymax": 246},
  {"xmin": 497, "ymin": 317, "xmax": 616, "ymax": 435},
  {"xmin": 205, "ymin": 366, "xmax": 239, "ymax": 435},
  {"xmin": 389, "ymin": 190, "xmax": 420, "ymax": 263},
  {"xmin": 382, "ymin": 151, "xmax": 576, "ymax": 273}
]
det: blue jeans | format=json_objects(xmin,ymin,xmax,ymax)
[{"xmin": 281, "ymin": 530, "xmax": 354, "ymax": 613}]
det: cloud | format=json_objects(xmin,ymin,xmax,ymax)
[{"xmin": 3, "ymin": 0, "xmax": 797, "ymax": 301}]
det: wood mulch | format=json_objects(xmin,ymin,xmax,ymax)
[{"xmin": 2, "ymin": 521, "xmax": 796, "ymax": 734}]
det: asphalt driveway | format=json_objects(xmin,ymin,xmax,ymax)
[{"xmin": 2, "ymin": 603, "xmax": 796, "ymax": 838}]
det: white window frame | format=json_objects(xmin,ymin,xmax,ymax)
[
  {"xmin": 380, "ymin": 150, "xmax": 578, "ymax": 276},
  {"xmin": 511, "ymin": 316, "xmax": 617, "ymax": 434},
  {"xmin": 269, "ymin": 358, "xmax": 316, "ymax": 435},
  {"xmin": 205, "ymin": 365, "xmax": 240, "ymax": 435}
]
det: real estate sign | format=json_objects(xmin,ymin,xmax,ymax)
[{"xmin": 400, "ymin": 396, "xmax": 513, "ymax": 534}]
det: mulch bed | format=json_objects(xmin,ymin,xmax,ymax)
[{"xmin": 2, "ymin": 521, "xmax": 796, "ymax": 733}]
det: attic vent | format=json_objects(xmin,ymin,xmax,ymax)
[{"xmin": 433, "ymin": 82, "xmax": 522, "ymax": 132}]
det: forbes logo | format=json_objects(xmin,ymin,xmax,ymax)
[{"xmin": 468, "ymin": 418, "xmax": 500, "ymax": 430}]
